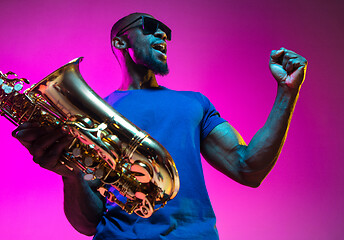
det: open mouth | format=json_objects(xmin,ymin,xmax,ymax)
[{"xmin": 152, "ymin": 43, "xmax": 167, "ymax": 54}]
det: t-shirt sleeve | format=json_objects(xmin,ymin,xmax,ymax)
[{"xmin": 198, "ymin": 93, "xmax": 227, "ymax": 140}]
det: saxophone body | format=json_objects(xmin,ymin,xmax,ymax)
[{"xmin": 0, "ymin": 58, "xmax": 179, "ymax": 218}]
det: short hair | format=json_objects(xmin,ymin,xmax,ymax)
[{"xmin": 110, "ymin": 12, "xmax": 154, "ymax": 41}]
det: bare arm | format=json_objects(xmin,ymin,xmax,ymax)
[
  {"xmin": 201, "ymin": 48, "xmax": 307, "ymax": 187},
  {"xmin": 13, "ymin": 123, "xmax": 104, "ymax": 236},
  {"xmin": 62, "ymin": 174, "xmax": 105, "ymax": 236}
]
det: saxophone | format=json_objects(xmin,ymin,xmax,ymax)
[{"xmin": 0, "ymin": 57, "xmax": 179, "ymax": 218}]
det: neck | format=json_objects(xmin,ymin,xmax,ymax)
[{"xmin": 118, "ymin": 54, "xmax": 159, "ymax": 91}]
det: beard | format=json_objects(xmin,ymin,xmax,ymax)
[
  {"xmin": 133, "ymin": 45, "xmax": 169, "ymax": 76},
  {"xmin": 145, "ymin": 55, "xmax": 169, "ymax": 76}
]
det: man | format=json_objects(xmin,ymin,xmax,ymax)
[{"xmin": 13, "ymin": 12, "xmax": 307, "ymax": 239}]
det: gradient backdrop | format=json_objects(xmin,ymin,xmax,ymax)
[{"xmin": 0, "ymin": 0, "xmax": 343, "ymax": 239}]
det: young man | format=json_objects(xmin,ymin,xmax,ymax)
[{"xmin": 13, "ymin": 12, "xmax": 307, "ymax": 239}]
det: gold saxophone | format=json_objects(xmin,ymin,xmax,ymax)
[{"xmin": 0, "ymin": 57, "xmax": 179, "ymax": 218}]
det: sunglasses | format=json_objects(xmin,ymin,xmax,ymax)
[{"xmin": 116, "ymin": 16, "xmax": 171, "ymax": 41}]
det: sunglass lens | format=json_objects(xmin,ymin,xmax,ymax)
[
  {"xmin": 143, "ymin": 17, "xmax": 158, "ymax": 35},
  {"xmin": 159, "ymin": 23, "xmax": 171, "ymax": 40},
  {"xmin": 143, "ymin": 17, "xmax": 171, "ymax": 40}
]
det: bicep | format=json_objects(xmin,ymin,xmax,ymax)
[{"xmin": 201, "ymin": 122, "xmax": 248, "ymax": 184}]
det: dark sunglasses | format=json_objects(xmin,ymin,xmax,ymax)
[{"xmin": 116, "ymin": 16, "xmax": 171, "ymax": 41}]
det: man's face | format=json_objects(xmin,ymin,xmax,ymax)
[{"xmin": 124, "ymin": 16, "xmax": 169, "ymax": 75}]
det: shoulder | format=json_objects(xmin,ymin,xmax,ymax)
[{"xmin": 103, "ymin": 91, "xmax": 129, "ymax": 106}]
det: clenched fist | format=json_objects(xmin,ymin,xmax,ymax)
[{"xmin": 269, "ymin": 47, "xmax": 307, "ymax": 90}]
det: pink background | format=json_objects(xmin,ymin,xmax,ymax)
[{"xmin": 0, "ymin": 0, "xmax": 343, "ymax": 239}]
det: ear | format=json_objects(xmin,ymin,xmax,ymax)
[{"xmin": 112, "ymin": 36, "xmax": 129, "ymax": 50}]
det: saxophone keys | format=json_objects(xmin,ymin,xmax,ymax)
[
  {"xmin": 2, "ymin": 84, "xmax": 13, "ymax": 94},
  {"xmin": 84, "ymin": 156, "xmax": 94, "ymax": 167},
  {"xmin": 130, "ymin": 161, "xmax": 152, "ymax": 183},
  {"xmin": 95, "ymin": 168, "xmax": 104, "ymax": 179},
  {"xmin": 83, "ymin": 173, "xmax": 95, "ymax": 181},
  {"xmin": 72, "ymin": 147, "xmax": 81, "ymax": 157},
  {"xmin": 14, "ymin": 83, "xmax": 23, "ymax": 91},
  {"xmin": 135, "ymin": 192, "xmax": 146, "ymax": 200}
]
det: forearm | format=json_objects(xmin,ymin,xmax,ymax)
[
  {"xmin": 62, "ymin": 173, "xmax": 105, "ymax": 236},
  {"xmin": 202, "ymin": 48, "xmax": 306, "ymax": 187},
  {"xmin": 241, "ymin": 84, "xmax": 300, "ymax": 184}
]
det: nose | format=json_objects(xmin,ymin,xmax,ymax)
[{"xmin": 154, "ymin": 28, "xmax": 167, "ymax": 41}]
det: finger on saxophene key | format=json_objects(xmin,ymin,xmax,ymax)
[
  {"xmin": 13, "ymin": 124, "xmax": 58, "ymax": 142},
  {"xmin": 12, "ymin": 122, "xmax": 39, "ymax": 137},
  {"xmin": 30, "ymin": 128, "xmax": 70, "ymax": 159},
  {"xmin": 34, "ymin": 136, "xmax": 75, "ymax": 171}
]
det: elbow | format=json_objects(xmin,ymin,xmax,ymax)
[
  {"xmin": 239, "ymin": 171, "xmax": 265, "ymax": 188},
  {"xmin": 237, "ymin": 175, "xmax": 262, "ymax": 188},
  {"xmin": 238, "ymin": 159, "xmax": 269, "ymax": 188},
  {"xmin": 72, "ymin": 221, "xmax": 99, "ymax": 236},
  {"xmin": 245, "ymin": 180, "xmax": 262, "ymax": 188},
  {"xmin": 79, "ymin": 228, "xmax": 97, "ymax": 237},
  {"xmin": 64, "ymin": 210, "xmax": 101, "ymax": 237}
]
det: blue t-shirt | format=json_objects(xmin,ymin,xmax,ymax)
[{"xmin": 93, "ymin": 87, "xmax": 226, "ymax": 240}]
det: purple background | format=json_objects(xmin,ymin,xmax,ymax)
[{"xmin": 0, "ymin": 0, "xmax": 343, "ymax": 239}]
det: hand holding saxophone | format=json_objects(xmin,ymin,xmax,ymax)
[{"xmin": 12, "ymin": 122, "xmax": 78, "ymax": 177}]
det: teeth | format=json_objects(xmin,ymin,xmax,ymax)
[{"xmin": 152, "ymin": 43, "xmax": 166, "ymax": 53}]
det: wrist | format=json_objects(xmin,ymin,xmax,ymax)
[
  {"xmin": 277, "ymin": 82, "xmax": 301, "ymax": 98},
  {"xmin": 273, "ymin": 83, "xmax": 300, "ymax": 113}
]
